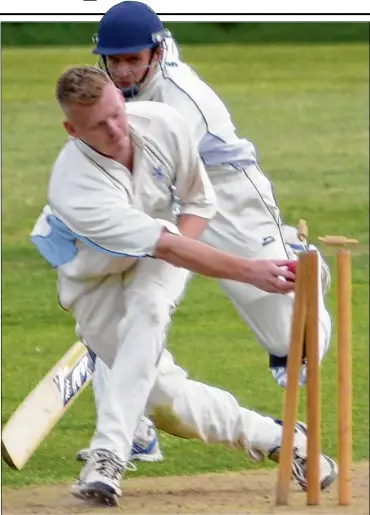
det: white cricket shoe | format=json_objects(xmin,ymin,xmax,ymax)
[
  {"xmin": 269, "ymin": 420, "xmax": 338, "ymax": 491},
  {"xmin": 76, "ymin": 418, "xmax": 163, "ymax": 464},
  {"xmin": 72, "ymin": 449, "xmax": 134, "ymax": 506}
]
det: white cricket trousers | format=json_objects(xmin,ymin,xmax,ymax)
[{"xmin": 72, "ymin": 258, "xmax": 284, "ymax": 462}]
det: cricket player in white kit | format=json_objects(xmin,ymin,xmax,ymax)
[
  {"xmin": 30, "ymin": 67, "xmax": 336, "ymax": 506},
  {"xmin": 76, "ymin": 0, "xmax": 333, "ymax": 465}
]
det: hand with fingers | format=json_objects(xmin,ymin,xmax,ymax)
[{"xmin": 245, "ymin": 260, "xmax": 296, "ymax": 294}]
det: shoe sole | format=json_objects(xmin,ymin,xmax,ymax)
[
  {"xmin": 72, "ymin": 482, "xmax": 119, "ymax": 507},
  {"xmin": 319, "ymin": 455, "xmax": 338, "ymax": 490},
  {"xmin": 131, "ymin": 451, "xmax": 164, "ymax": 462}
]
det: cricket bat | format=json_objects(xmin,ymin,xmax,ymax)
[{"xmin": 2, "ymin": 340, "xmax": 96, "ymax": 470}]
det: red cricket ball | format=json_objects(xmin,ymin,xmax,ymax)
[
  {"xmin": 286, "ymin": 261, "xmax": 297, "ymax": 274},
  {"xmin": 284, "ymin": 261, "xmax": 297, "ymax": 282}
]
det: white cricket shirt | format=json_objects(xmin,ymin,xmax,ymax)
[{"xmin": 30, "ymin": 101, "xmax": 216, "ymax": 307}]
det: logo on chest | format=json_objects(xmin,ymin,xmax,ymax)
[
  {"xmin": 262, "ymin": 236, "xmax": 276, "ymax": 246},
  {"xmin": 152, "ymin": 165, "xmax": 166, "ymax": 182}
]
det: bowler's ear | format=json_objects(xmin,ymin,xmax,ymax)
[
  {"xmin": 63, "ymin": 120, "xmax": 76, "ymax": 137},
  {"xmin": 154, "ymin": 46, "xmax": 163, "ymax": 62}
]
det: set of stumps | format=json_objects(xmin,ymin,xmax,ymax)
[{"xmin": 276, "ymin": 220, "xmax": 358, "ymax": 507}]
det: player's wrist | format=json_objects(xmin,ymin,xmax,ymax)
[{"xmin": 230, "ymin": 258, "xmax": 254, "ymax": 284}]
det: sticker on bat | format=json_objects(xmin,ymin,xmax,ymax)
[{"xmin": 53, "ymin": 348, "xmax": 96, "ymax": 406}]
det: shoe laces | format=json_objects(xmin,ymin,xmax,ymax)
[
  {"xmin": 292, "ymin": 452, "xmax": 307, "ymax": 490},
  {"xmin": 268, "ymin": 446, "xmax": 308, "ymax": 490},
  {"xmin": 91, "ymin": 449, "xmax": 136, "ymax": 481}
]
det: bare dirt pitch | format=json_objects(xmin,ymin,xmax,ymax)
[{"xmin": 3, "ymin": 462, "xmax": 369, "ymax": 515}]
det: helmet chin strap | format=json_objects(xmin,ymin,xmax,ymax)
[{"xmin": 102, "ymin": 47, "xmax": 158, "ymax": 99}]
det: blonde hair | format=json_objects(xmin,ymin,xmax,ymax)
[{"xmin": 56, "ymin": 66, "xmax": 112, "ymax": 107}]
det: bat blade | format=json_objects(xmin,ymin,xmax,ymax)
[{"xmin": 2, "ymin": 341, "xmax": 96, "ymax": 470}]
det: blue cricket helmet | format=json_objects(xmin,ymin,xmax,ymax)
[{"xmin": 93, "ymin": 1, "xmax": 167, "ymax": 56}]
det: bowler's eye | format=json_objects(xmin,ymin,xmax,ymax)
[
  {"xmin": 128, "ymin": 56, "xmax": 140, "ymax": 64},
  {"xmin": 108, "ymin": 56, "xmax": 121, "ymax": 66}
]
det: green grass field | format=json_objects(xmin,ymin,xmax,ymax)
[{"xmin": 2, "ymin": 42, "xmax": 369, "ymax": 488}]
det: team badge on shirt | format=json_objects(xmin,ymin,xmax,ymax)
[
  {"xmin": 262, "ymin": 236, "xmax": 275, "ymax": 246},
  {"xmin": 153, "ymin": 166, "xmax": 166, "ymax": 181}
]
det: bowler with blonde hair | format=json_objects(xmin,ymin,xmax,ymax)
[{"xmin": 30, "ymin": 65, "xmax": 307, "ymax": 507}]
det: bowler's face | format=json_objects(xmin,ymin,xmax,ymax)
[{"xmin": 64, "ymin": 82, "xmax": 130, "ymax": 158}]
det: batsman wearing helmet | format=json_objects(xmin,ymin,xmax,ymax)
[{"xmin": 78, "ymin": 0, "xmax": 332, "ymax": 474}]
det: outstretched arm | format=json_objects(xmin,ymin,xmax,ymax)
[{"xmin": 154, "ymin": 229, "xmax": 295, "ymax": 294}]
